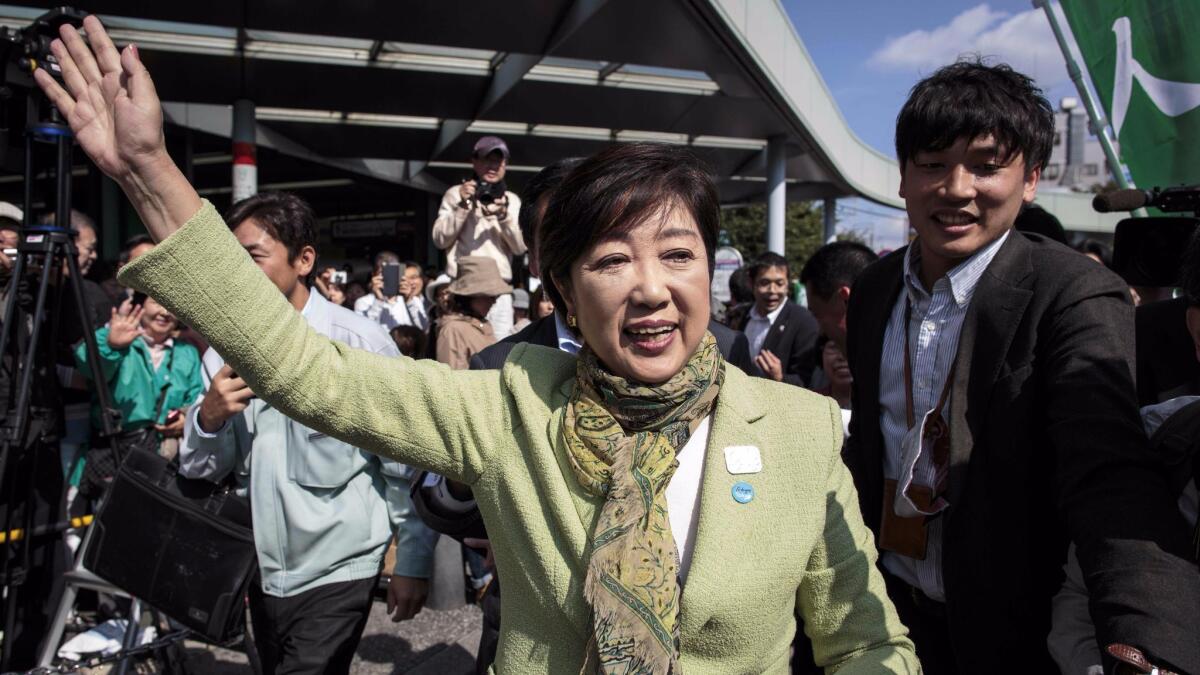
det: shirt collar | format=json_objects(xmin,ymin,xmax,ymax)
[
  {"xmin": 553, "ymin": 311, "xmax": 583, "ymax": 355},
  {"xmin": 750, "ymin": 302, "xmax": 785, "ymax": 324},
  {"xmin": 301, "ymin": 289, "xmax": 333, "ymax": 334},
  {"xmin": 903, "ymin": 229, "xmax": 1011, "ymax": 307}
]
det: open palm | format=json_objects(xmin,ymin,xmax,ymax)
[{"xmin": 34, "ymin": 15, "xmax": 165, "ymax": 181}]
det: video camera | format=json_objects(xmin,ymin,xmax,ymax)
[
  {"xmin": 1099, "ymin": 185, "xmax": 1200, "ymax": 288},
  {"xmin": 0, "ymin": 7, "xmax": 85, "ymax": 89}
]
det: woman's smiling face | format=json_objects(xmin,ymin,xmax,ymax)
[{"xmin": 559, "ymin": 205, "xmax": 710, "ymax": 385}]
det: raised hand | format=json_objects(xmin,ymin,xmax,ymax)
[
  {"xmin": 107, "ymin": 298, "xmax": 144, "ymax": 350},
  {"xmin": 35, "ymin": 16, "xmax": 164, "ymax": 182},
  {"xmin": 32, "ymin": 15, "xmax": 200, "ymax": 241}
]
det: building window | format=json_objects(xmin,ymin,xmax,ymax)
[
  {"xmin": 1083, "ymin": 163, "xmax": 1099, "ymax": 176},
  {"xmin": 1044, "ymin": 163, "xmax": 1061, "ymax": 180},
  {"xmin": 1054, "ymin": 131, "xmax": 1063, "ymax": 146}
]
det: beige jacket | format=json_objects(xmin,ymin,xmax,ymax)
[
  {"xmin": 436, "ymin": 313, "xmax": 496, "ymax": 370},
  {"xmin": 431, "ymin": 184, "xmax": 524, "ymax": 281}
]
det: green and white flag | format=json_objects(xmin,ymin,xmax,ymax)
[{"xmin": 1059, "ymin": 0, "xmax": 1200, "ymax": 188}]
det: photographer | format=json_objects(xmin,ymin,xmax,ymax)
[
  {"xmin": 431, "ymin": 136, "xmax": 523, "ymax": 338},
  {"xmin": 354, "ymin": 252, "xmax": 427, "ymax": 331}
]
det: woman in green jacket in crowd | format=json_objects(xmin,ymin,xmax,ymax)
[
  {"xmin": 41, "ymin": 17, "xmax": 918, "ymax": 674},
  {"xmin": 74, "ymin": 294, "xmax": 203, "ymax": 457}
]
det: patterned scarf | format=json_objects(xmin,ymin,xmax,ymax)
[{"xmin": 562, "ymin": 332, "xmax": 725, "ymax": 675}]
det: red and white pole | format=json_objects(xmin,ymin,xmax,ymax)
[{"xmin": 232, "ymin": 99, "xmax": 257, "ymax": 203}]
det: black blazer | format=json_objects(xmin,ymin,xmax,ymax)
[
  {"xmin": 469, "ymin": 316, "xmax": 759, "ymax": 375},
  {"xmin": 736, "ymin": 301, "xmax": 819, "ymax": 387},
  {"xmin": 844, "ymin": 232, "xmax": 1200, "ymax": 673}
]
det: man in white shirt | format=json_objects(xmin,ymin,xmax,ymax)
[{"xmin": 431, "ymin": 136, "xmax": 523, "ymax": 338}]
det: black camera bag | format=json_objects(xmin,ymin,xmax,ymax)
[{"xmin": 84, "ymin": 446, "xmax": 255, "ymax": 644}]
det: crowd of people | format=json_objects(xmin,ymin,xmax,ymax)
[{"xmin": 3, "ymin": 13, "xmax": 1199, "ymax": 675}]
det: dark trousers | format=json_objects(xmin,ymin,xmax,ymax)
[
  {"xmin": 247, "ymin": 574, "xmax": 377, "ymax": 675},
  {"xmin": 881, "ymin": 571, "xmax": 957, "ymax": 675},
  {"xmin": 475, "ymin": 578, "xmax": 501, "ymax": 675}
]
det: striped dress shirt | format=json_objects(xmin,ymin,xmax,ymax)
[{"xmin": 877, "ymin": 230, "xmax": 1010, "ymax": 602}]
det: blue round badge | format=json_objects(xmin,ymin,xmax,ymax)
[{"xmin": 731, "ymin": 481, "xmax": 754, "ymax": 504}]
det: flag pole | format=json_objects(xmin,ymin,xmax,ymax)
[{"xmin": 1033, "ymin": 0, "xmax": 1147, "ymax": 215}]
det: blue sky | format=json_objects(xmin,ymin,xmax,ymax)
[{"xmin": 780, "ymin": 1, "xmax": 1080, "ymax": 248}]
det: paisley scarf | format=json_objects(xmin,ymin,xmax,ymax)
[{"xmin": 562, "ymin": 331, "xmax": 725, "ymax": 674}]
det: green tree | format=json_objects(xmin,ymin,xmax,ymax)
[{"xmin": 719, "ymin": 201, "xmax": 825, "ymax": 276}]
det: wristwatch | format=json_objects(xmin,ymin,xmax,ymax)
[{"xmin": 1107, "ymin": 644, "xmax": 1179, "ymax": 675}]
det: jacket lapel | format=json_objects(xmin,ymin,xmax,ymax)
[
  {"xmin": 761, "ymin": 302, "xmax": 792, "ymax": 355},
  {"xmin": 679, "ymin": 371, "xmax": 765, "ymax": 630},
  {"xmin": 945, "ymin": 233, "xmax": 1033, "ymax": 512},
  {"xmin": 847, "ymin": 254, "xmax": 904, "ymax": 530}
]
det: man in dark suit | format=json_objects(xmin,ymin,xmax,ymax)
[
  {"xmin": 843, "ymin": 61, "xmax": 1200, "ymax": 674},
  {"xmin": 736, "ymin": 251, "xmax": 818, "ymax": 386}
]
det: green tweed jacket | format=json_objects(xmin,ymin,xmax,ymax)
[{"xmin": 120, "ymin": 202, "xmax": 918, "ymax": 674}]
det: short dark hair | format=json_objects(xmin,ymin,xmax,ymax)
[
  {"xmin": 748, "ymin": 251, "xmax": 789, "ymax": 283},
  {"xmin": 539, "ymin": 143, "xmax": 719, "ymax": 310},
  {"xmin": 519, "ymin": 157, "xmax": 584, "ymax": 246},
  {"xmin": 800, "ymin": 241, "xmax": 879, "ymax": 299},
  {"xmin": 1015, "ymin": 204, "xmax": 1067, "ymax": 244},
  {"xmin": 119, "ymin": 233, "xmax": 155, "ymax": 266},
  {"xmin": 895, "ymin": 59, "xmax": 1054, "ymax": 174},
  {"xmin": 728, "ymin": 267, "xmax": 753, "ymax": 304},
  {"xmin": 389, "ymin": 325, "xmax": 426, "ymax": 358},
  {"xmin": 225, "ymin": 191, "xmax": 318, "ymax": 264},
  {"xmin": 373, "ymin": 250, "xmax": 400, "ymax": 269},
  {"xmin": 1075, "ymin": 238, "xmax": 1112, "ymax": 269},
  {"xmin": 1179, "ymin": 231, "xmax": 1200, "ymax": 306}
]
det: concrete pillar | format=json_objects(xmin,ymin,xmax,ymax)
[
  {"xmin": 823, "ymin": 197, "xmax": 837, "ymax": 243},
  {"xmin": 765, "ymin": 136, "xmax": 786, "ymax": 255},
  {"xmin": 232, "ymin": 99, "xmax": 257, "ymax": 203}
]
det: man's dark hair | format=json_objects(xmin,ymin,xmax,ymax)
[
  {"xmin": 224, "ymin": 191, "xmax": 318, "ymax": 264},
  {"xmin": 800, "ymin": 241, "xmax": 879, "ymax": 299},
  {"xmin": 540, "ymin": 143, "xmax": 719, "ymax": 311},
  {"xmin": 118, "ymin": 233, "xmax": 154, "ymax": 266},
  {"xmin": 402, "ymin": 260, "xmax": 422, "ymax": 271},
  {"xmin": 519, "ymin": 157, "xmax": 584, "ymax": 246},
  {"xmin": 373, "ymin": 250, "xmax": 400, "ymax": 270},
  {"xmin": 1075, "ymin": 238, "xmax": 1113, "ymax": 269},
  {"xmin": 1180, "ymin": 230, "xmax": 1200, "ymax": 307},
  {"xmin": 748, "ymin": 251, "xmax": 789, "ymax": 283},
  {"xmin": 1015, "ymin": 204, "xmax": 1067, "ymax": 244},
  {"xmin": 389, "ymin": 325, "xmax": 427, "ymax": 358},
  {"xmin": 895, "ymin": 59, "xmax": 1054, "ymax": 174},
  {"xmin": 728, "ymin": 266, "xmax": 753, "ymax": 304}
]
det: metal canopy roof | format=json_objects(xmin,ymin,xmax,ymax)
[{"xmin": 0, "ymin": 0, "xmax": 1120, "ymax": 235}]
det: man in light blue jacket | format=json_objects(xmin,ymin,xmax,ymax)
[{"xmin": 180, "ymin": 192, "xmax": 436, "ymax": 675}]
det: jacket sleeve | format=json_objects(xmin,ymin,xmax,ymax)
[
  {"xmin": 496, "ymin": 192, "xmax": 526, "ymax": 256},
  {"xmin": 179, "ymin": 403, "xmax": 239, "ymax": 482},
  {"xmin": 797, "ymin": 398, "xmax": 919, "ymax": 673},
  {"xmin": 178, "ymin": 347, "xmax": 205, "ymax": 408},
  {"xmin": 431, "ymin": 187, "xmax": 469, "ymax": 250},
  {"xmin": 119, "ymin": 200, "xmax": 507, "ymax": 487},
  {"xmin": 74, "ymin": 326, "xmax": 124, "ymax": 384},
  {"xmin": 781, "ymin": 309, "xmax": 819, "ymax": 388},
  {"xmin": 1046, "ymin": 273, "xmax": 1200, "ymax": 673},
  {"xmin": 379, "ymin": 464, "xmax": 439, "ymax": 578}
]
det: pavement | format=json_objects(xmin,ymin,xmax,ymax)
[{"xmin": 180, "ymin": 600, "xmax": 482, "ymax": 675}]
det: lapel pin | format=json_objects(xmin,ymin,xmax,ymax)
[
  {"xmin": 724, "ymin": 446, "xmax": 763, "ymax": 474},
  {"xmin": 731, "ymin": 481, "xmax": 755, "ymax": 504}
]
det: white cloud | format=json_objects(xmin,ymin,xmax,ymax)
[{"xmin": 867, "ymin": 4, "xmax": 1068, "ymax": 90}]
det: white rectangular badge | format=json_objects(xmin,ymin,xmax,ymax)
[{"xmin": 723, "ymin": 446, "xmax": 763, "ymax": 475}]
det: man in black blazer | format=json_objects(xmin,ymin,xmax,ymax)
[
  {"xmin": 843, "ymin": 61, "xmax": 1200, "ymax": 674},
  {"xmin": 737, "ymin": 251, "xmax": 819, "ymax": 386}
]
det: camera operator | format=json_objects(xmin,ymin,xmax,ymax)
[
  {"xmin": 431, "ymin": 136, "xmax": 523, "ymax": 339},
  {"xmin": 180, "ymin": 193, "xmax": 437, "ymax": 675},
  {"xmin": 1049, "ymin": 227, "xmax": 1200, "ymax": 674}
]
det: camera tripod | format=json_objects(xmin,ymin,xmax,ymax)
[{"xmin": 0, "ymin": 110, "xmax": 122, "ymax": 672}]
